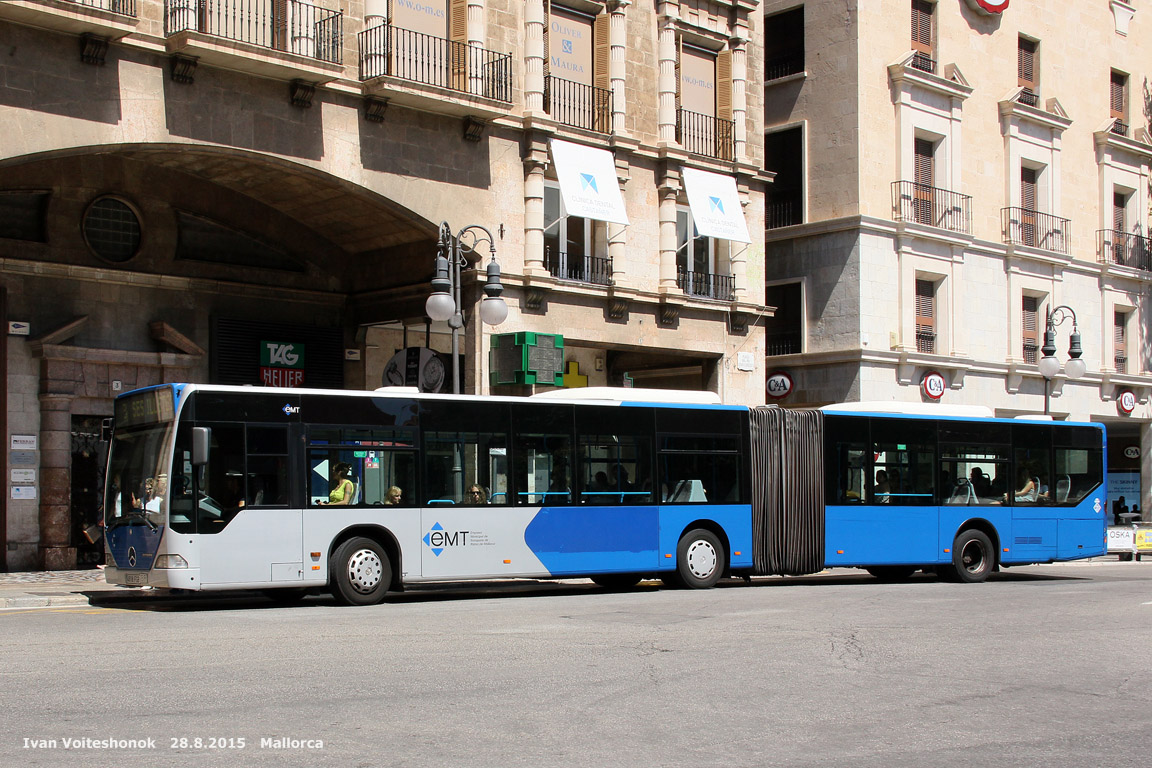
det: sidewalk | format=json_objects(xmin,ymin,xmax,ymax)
[{"xmin": 0, "ymin": 568, "xmax": 141, "ymax": 609}]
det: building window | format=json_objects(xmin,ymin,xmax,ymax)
[
  {"xmin": 910, "ymin": 0, "xmax": 934, "ymax": 73},
  {"xmin": 676, "ymin": 40, "xmax": 734, "ymax": 160},
  {"xmin": 83, "ymin": 196, "xmax": 141, "ymax": 263},
  {"xmin": 1114, "ymin": 310, "xmax": 1128, "ymax": 373},
  {"xmin": 0, "ymin": 191, "xmax": 50, "ymax": 243},
  {"xmin": 1022, "ymin": 296, "xmax": 1040, "ymax": 364},
  {"xmin": 764, "ymin": 6, "xmax": 804, "ymax": 81},
  {"xmin": 545, "ymin": 4, "xmax": 611, "ymax": 132},
  {"xmin": 765, "ymin": 283, "xmax": 802, "ymax": 356},
  {"xmin": 912, "ymin": 137, "xmax": 936, "ymax": 224},
  {"xmin": 544, "ymin": 181, "xmax": 600, "ymax": 282},
  {"xmin": 765, "ymin": 126, "xmax": 803, "ymax": 228},
  {"xmin": 1017, "ymin": 37, "xmax": 1038, "ymax": 105},
  {"xmin": 1110, "ymin": 70, "xmax": 1128, "ymax": 135},
  {"xmin": 914, "ymin": 278, "xmax": 936, "ymax": 354},
  {"xmin": 677, "ymin": 205, "xmax": 732, "ymax": 300}
]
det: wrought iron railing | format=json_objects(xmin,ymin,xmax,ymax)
[
  {"xmin": 892, "ymin": 181, "xmax": 972, "ymax": 234},
  {"xmin": 1111, "ymin": 119, "xmax": 1129, "ymax": 137},
  {"xmin": 1017, "ymin": 88, "xmax": 1039, "ymax": 107},
  {"xmin": 164, "ymin": 0, "xmax": 342, "ymax": 64},
  {"xmin": 677, "ymin": 267, "xmax": 734, "ymax": 301},
  {"xmin": 358, "ymin": 23, "xmax": 512, "ymax": 103},
  {"xmin": 67, "ymin": 0, "xmax": 137, "ymax": 16},
  {"xmin": 766, "ymin": 193, "xmax": 802, "ymax": 229},
  {"xmin": 915, "ymin": 330, "xmax": 936, "ymax": 355},
  {"xmin": 544, "ymin": 76, "xmax": 612, "ymax": 133},
  {"xmin": 766, "ymin": 333, "xmax": 801, "ymax": 356},
  {"xmin": 544, "ymin": 249, "xmax": 612, "ymax": 285},
  {"xmin": 676, "ymin": 108, "xmax": 735, "ymax": 161},
  {"xmin": 1115, "ymin": 355, "xmax": 1128, "ymax": 373},
  {"xmin": 765, "ymin": 52, "xmax": 804, "ymax": 81},
  {"xmin": 1002, "ymin": 207, "xmax": 1070, "ymax": 254},
  {"xmin": 1023, "ymin": 343, "xmax": 1038, "ymax": 365},
  {"xmin": 1097, "ymin": 229, "xmax": 1152, "ymax": 272},
  {"xmin": 910, "ymin": 52, "xmax": 936, "ymax": 74}
]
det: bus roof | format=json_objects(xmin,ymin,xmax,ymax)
[{"xmin": 821, "ymin": 401, "xmax": 995, "ymax": 418}]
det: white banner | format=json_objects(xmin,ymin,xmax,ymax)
[
  {"xmin": 549, "ymin": 139, "xmax": 630, "ymax": 225},
  {"xmin": 682, "ymin": 167, "xmax": 750, "ymax": 243}
]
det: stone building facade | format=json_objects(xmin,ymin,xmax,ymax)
[
  {"xmin": 761, "ymin": 0, "xmax": 1152, "ymax": 512},
  {"xmin": 0, "ymin": 0, "xmax": 770, "ymax": 569}
]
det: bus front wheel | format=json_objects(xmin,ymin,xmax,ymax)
[
  {"xmin": 674, "ymin": 529, "xmax": 724, "ymax": 589},
  {"xmin": 943, "ymin": 529, "xmax": 994, "ymax": 584},
  {"xmin": 331, "ymin": 537, "xmax": 391, "ymax": 606}
]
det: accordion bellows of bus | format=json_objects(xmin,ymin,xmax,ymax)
[{"xmin": 102, "ymin": 384, "xmax": 1107, "ymax": 605}]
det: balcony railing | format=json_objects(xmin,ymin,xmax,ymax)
[
  {"xmin": 915, "ymin": 330, "xmax": 936, "ymax": 355},
  {"xmin": 766, "ymin": 332, "xmax": 802, "ymax": 356},
  {"xmin": 1023, "ymin": 342, "xmax": 1038, "ymax": 365},
  {"xmin": 1115, "ymin": 355, "xmax": 1128, "ymax": 373},
  {"xmin": 358, "ymin": 23, "xmax": 512, "ymax": 103},
  {"xmin": 1017, "ymin": 88, "xmax": 1039, "ymax": 107},
  {"xmin": 676, "ymin": 108, "xmax": 735, "ymax": 161},
  {"xmin": 891, "ymin": 181, "xmax": 972, "ymax": 234},
  {"xmin": 910, "ymin": 51, "xmax": 936, "ymax": 74},
  {"xmin": 164, "ymin": 0, "xmax": 342, "ymax": 64},
  {"xmin": 1097, "ymin": 229, "xmax": 1152, "ymax": 272},
  {"xmin": 1002, "ymin": 207, "xmax": 1070, "ymax": 254},
  {"xmin": 544, "ymin": 76, "xmax": 612, "ymax": 133},
  {"xmin": 1111, "ymin": 119, "xmax": 1129, "ymax": 137},
  {"xmin": 766, "ymin": 192, "xmax": 802, "ymax": 230},
  {"xmin": 677, "ymin": 267, "xmax": 734, "ymax": 301},
  {"xmin": 545, "ymin": 249, "xmax": 612, "ymax": 286},
  {"xmin": 765, "ymin": 52, "xmax": 804, "ymax": 81}
]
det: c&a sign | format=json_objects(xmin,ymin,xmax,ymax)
[
  {"xmin": 260, "ymin": 341, "xmax": 306, "ymax": 387},
  {"xmin": 964, "ymin": 0, "xmax": 1009, "ymax": 14}
]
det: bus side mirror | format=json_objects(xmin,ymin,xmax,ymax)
[{"xmin": 192, "ymin": 427, "xmax": 211, "ymax": 467}]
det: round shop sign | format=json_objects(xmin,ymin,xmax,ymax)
[
  {"xmin": 1117, "ymin": 389, "xmax": 1137, "ymax": 415},
  {"xmin": 766, "ymin": 371, "xmax": 793, "ymax": 399},
  {"xmin": 921, "ymin": 371, "xmax": 946, "ymax": 401},
  {"xmin": 1124, "ymin": 446, "xmax": 1141, "ymax": 460},
  {"xmin": 964, "ymin": 0, "xmax": 1009, "ymax": 14}
]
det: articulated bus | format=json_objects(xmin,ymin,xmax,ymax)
[{"xmin": 103, "ymin": 384, "xmax": 1107, "ymax": 604}]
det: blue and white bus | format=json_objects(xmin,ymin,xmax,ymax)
[{"xmin": 102, "ymin": 384, "xmax": 1107, "ymax": 604}]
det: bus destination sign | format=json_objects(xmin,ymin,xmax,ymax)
[{"xmin": 115, "ymin": 389, "xmax": 175, "ymax": 429}]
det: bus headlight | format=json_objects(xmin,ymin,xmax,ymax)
[{"xmin": 155, "ymin": 554, "xmax": 189, "ymax": 569}]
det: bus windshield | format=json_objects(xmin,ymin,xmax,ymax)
[{"xmin": 104, "ymin": 389, "xmax": 176, "ymax": 530}]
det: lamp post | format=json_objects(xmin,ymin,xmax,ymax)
[
  {"xmin": 1037, "ymin": 305, "xmax": 1087, "ymax": 416},
  {"xmin": 425, "ymin": 221, "xmax": 508, "ymax": 394}
]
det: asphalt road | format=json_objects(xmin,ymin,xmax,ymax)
[{"xmin": 2, "ymin": 563, "xmax": 1150, "ymax": 768}]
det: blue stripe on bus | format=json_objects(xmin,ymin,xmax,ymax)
[{"xmin": 525, "ymin": 506, "xmax": 660, "ymax": 574}]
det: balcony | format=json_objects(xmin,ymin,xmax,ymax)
[
  {"xmin": 1017, "ymin": 88, "xmax": 1039, "ymax": 107},
  {"xmin": 765, "ymin": 332, "xmax": 801, "ymax": 356},
  {"xmin": 0, "ymin": 0, "xmax": 138, "ymax": 40},
  {"xmin": 892, "ymin": 181, "xmax": 972, "ymax": 235},
  {"xmin": 909, "ymin": 52, "xmax": 936, "ymax": 75},
  {"xmin": 765, "ymin": 52, "xmax": 804, "ymax": 81},
  {"xmin": 1097, "ymin": 229, "xmax": 1152, "ymax": 272},
  {"xmin": 163, "ymin": 0, "xmax": 344, "ymax": 82},
  {"xmin": 766, "ymin": 190, "xmax": 802, "ymax": 230},
  {"xmin": 677, "ymin": 267, "xmax": 734, "ymax": 301},
  {"xmin": 1023, "ymin": 342, "xmax": 1038, "ymax": 365},
  {"xmin": 544, "ymin": 76, "xmax": 612, "ymax": 133},
  {"xmin": 915, "ymin": 330, "xmax": 936, "ymax": 355},
  {"xmin": 1002, "ymin": 207, "xmax": 1070, "ymax": 255},
  {"xmin": 545, "ymin": 249, "xmax": 612, "ymax": 286},
  {"xmin": 1110, "ymin": 119, "xmax": 1129, "ymax": 137},
  {"xmin": 676, "ymin": 109, "xmax": 735, "ymax": 161},
  {"xmin": 358, "ymin": 23, "xmax": 512, "ymax": 109}
]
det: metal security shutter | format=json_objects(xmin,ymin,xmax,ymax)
[
  {"xmin": 212, "ymin": 318, "xmax": 344, "ymax": 389},
  {"xmin": 750, "ymin": 406, "xmax": 825, "ymax": 576}
]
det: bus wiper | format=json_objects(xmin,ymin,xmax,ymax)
[{"xmin": 124, "ymin": 509, "xmax": 158, "ymax": 532}]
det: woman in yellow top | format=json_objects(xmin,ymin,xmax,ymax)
[{"xmin": 326, "ymin": 463, "xmax": 354, "ymax": 505}]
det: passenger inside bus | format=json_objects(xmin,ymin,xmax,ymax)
[
  {"xmin": 324, "ymin": 463, "xmax": 355, "ymax": 506},
  {"xmin": 383, "ymin": 486, "xmax": 402, "ymax": 505}
]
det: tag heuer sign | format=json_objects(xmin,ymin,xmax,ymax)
[{"xmin": 260, "ymin": 341, "xmax": 305, "ymax": 387}]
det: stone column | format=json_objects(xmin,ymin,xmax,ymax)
[
  {"xmin": 608, "ymin": 0, "xmax": 631, "ymax": 135},
  {"xmin": 38, "ymin": 393, "xmax": 75, "ymax": 570},
  {"xmin": 467, "ymin": 0, "xmax": 485, "ymax": 96},
  {"xmin": 729, "ymin": 29, "xmax": 748, "ymax": 162},
  {"xmin": 657, "ymin": 4, "xmax": 679, "ymax": 144},
  {"xmin": 523, "ymin": 135, "xmax": 549, "ymax": 276},
  {"xmin": 525, "ymin": 0, "xmax": 546, "ymax": 112},
  {"xmin": 658, "ymin": 166, "xmax": 682, "ymax": 291}
]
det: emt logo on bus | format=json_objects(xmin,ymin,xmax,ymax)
[
  {"xmin": 260, "ymin": 341, "xmax": 305, "ymax": 388},
  {"xmin": 423, "ymin": 522, "xmax": 470, "ymax": 557}
]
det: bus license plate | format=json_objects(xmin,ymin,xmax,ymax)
[{"xmin": 125, "ymin": 573, "xmax": 147, "ymax": 585}]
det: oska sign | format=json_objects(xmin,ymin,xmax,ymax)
[{"xmin": 964, "ymin": 0, "xmax": 1009, "ymax": 14}]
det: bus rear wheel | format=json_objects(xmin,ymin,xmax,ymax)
[
  {"xmin": 673, "ymin": 529, "xmax": 724, "ymax": 589},
  {"xmin": 943, "ymin": 529, "xmax": 994, "ymax": 584},
  {"xmin": 331, "ymin": 537, "xmax": 391, "ymax": 605}
]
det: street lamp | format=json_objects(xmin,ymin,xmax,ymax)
[
  {"xmin": 425, "ymin": 221, "xmax": 507, "ymax": 394},
  {"xmin": 1037, "ymin": 304, "xmax": 1086, "ymax": 415}
]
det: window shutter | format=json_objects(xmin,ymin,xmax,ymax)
[
  {"xmin": 1021, "ymin": 167, "xmax": 1037, "ymax": 210},
  {"xmin": 1022, "ymin": 296, "xmax": 1039, "ymax": 363},
  {"xmin": 913, "ymin": 139, "xmax": 934, "ymax": 224},
  {"xmin": 1017, "ymin": 38, "xmax": 1037, "ymax": 91},
  {"xmin": 449, "ymin": 0, "xmax": 468, "ymax": 89},
  {"xmin": 915, "ymin": 279, "xmax": 935, "ymax": 354},
  {"xmin": 1113, "ymin": 192, "xmax": 1127, "ymax": 233},
  {"xmin": 1115, "ymin": 311, "xmax": 1127, "ymax": 372},
  {"xmin": 594, "ymin": 12, "xmax": 610, "ymax": 91},
  {"xmin": 271, "ymin": 0, "xmax": 288, "ymax": 51},
  {"xmin": 543, "ymin": 0, "xmax": 550, "ymax": 80},
  {"xmin": 716, "ymin": 49, "xmax": 732, "ymax": 122},
  {"xmin": 911, "ymin": 0, "xmax": 932, "ymax": 54},
  {"xmin": 1110, "ymin": 71, "xmax": 1126, "ymax": 118}
]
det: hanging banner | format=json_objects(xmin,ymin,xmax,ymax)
[
  {"xmin": 549, "ymin": 139, "xmax": 630, "ymax": 225},
  {"xmin": 681, "ymin": 167, "xmax": 750, "ymax": 243}
]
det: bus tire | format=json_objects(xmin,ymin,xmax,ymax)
[
  {"xmin": 591, "ymin": 574, "xmax": 643, "ymax": 590},
  {"xmin": 865, "ymin": 566, "xmax": 916, "ymax": 581},
  {"xmin": 675, "ymin": 528, "xmax": 724, "ymax": 589},
  {"xmin": 330, "ymin": 537, "xmax": 391, "ymax": 606},
  {"xmin": 944, "ymin": 529, "xmax": 994, "ymax": 584}
]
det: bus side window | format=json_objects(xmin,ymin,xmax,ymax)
[{"xmin": 247, "ymin": 426, "xmax": 288, "ymax": 507}]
